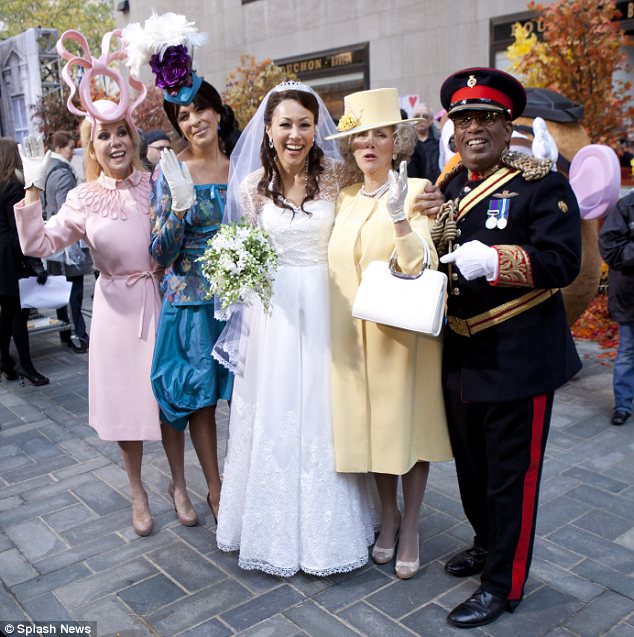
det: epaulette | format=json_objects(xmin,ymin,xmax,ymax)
[
  {"xmin": 500, "ymin": 150, "xmax": 553, "ymax": 181},
  {"xmin": 438, "ymin": 151, "xmax": 552, "ymax": 192}
]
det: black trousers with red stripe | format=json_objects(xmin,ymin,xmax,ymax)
[{"xmin": 444, "ymin": 389, "xmax": 554, "ymax": 603}]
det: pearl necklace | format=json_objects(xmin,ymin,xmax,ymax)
[{"xmin": 360, "ymin": 181, "xmax": 390, "ymax": 199}]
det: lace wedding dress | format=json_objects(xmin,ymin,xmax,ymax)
[{"xmin": 216, "ymin": 161, "xmax": 378, "ymax": 577}]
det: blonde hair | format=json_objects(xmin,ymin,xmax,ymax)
[
  {"xmin": 337, "ymin": 122, "xmax": 417, "ymax": 177},
  {"xmin": 79, "ymin": 118, "xmax": 144, "ymax": 182}
]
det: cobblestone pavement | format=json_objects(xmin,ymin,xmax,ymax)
[{"xmin": 1, "ymin": 306, "xmax": 633, "ymax": 637}]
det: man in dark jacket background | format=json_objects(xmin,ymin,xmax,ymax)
[
  {"xmin": 44, "ymin": 131, "xmax": 92, "ymax": 353},
  {"xmin": 599, "ymin": 190, "xmax": 634, "ymax": 426},
  {"xmin": 407, "ymin": 102, "xmax": 441, "ymax": 183}
]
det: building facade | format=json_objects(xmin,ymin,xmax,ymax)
[
  {"xmin": 0, "ymin": 28, "xmax": 59, "ymax": 142},
  {"xmin": 116, "ymin": 0, "xmax": 634, "ymax": 120}
]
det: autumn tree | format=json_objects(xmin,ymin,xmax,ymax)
[
  {"xmin": 32, "ymin": 83, "xmax": 174, "ymax": 147},
  {"xmin": 31, "ymin": 91, "xmax": 82, "ymax": 143},
  {"xmin": 133, "ymin": 86, "xmax": 174, "ymax": 136},
  {"xmin": 0, "ymin": 0, "xmax": 114, "ymax": 52},
  {"xmin": 223, "ymin": 55, "xmax": 298, "ymax": 130},
  {"xmin": 507, "ymin": 0, "xmax": 634, "ymax": 145}
]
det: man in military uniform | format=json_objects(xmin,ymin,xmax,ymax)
[{"xmin": 436, "ymin": 68, "xmax": 582, "ymax": 628}]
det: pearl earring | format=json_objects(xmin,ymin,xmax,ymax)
[{"xmin": 392, "ymin": 153, "xmax": 397, "ymax": 161}]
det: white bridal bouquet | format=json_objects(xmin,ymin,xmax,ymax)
[{"xmin": 199, "ymin": 222, "xmax": 279, "ymax": 313}]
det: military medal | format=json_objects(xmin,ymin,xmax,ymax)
[
  {"xmin": 486, "ymin": 198, "xmax": 511, "ymax": 230},
  {"xmin": 497, "ymin": 203, "xmax": 509, "ymax": 228}
]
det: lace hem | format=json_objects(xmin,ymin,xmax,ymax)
[
  {"xmin": 216, "ymin": 541, "xmax": 371, "ymax": 578},
  {"xmin": 211, "ymin": 346, "xmax": 240, "ymax": 374}
]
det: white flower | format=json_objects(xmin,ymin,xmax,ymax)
[{"xmin": 198, "ymin": 221, "xmax": 279, "ymax": 312}]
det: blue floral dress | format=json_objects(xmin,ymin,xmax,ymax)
[{"xmin": 149, "ymin": 169, "xmax": 233, "ymax": 430}]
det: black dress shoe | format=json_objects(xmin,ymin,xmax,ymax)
[
  {"xmin": 16, "ymin": 366, "xmax": 50, "ymax": 386},
  {"xmin": 68, "ymin": 337, "xmax": 89, "ymax": 353},
  {"xmin": 445, "ymin": 545, "xmax": 488, "ymax": 577},
  {"xmin": 1, "ymin": 367, "xmax": 19, "ymax": 381},
  {"xmin": 1, "ymin": 355, "xmax": 19, "ymax": 381},
  {"xmin": 612, "ymin": 410, "xmax": 630, "ymax": 426},
  {"xmin": 448, "ymin": 588, "xmax": 509, "ymax": 628}
]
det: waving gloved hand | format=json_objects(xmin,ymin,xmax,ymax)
[
  {"xmin": 440, "ymin": 240, "xmax": 499, "ymax": 281},
  {"xmin": 17, "ymin": 136, "xmax": 51, "ymax": 190},
  {"xmin": 386, "ymin": 160, "xmax": 408, "ymax": 223},
  {"xmin": 159, "ymin": 148, "xmax": 196, "ymax": 216}
]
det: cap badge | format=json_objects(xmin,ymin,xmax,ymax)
[{"xmin": 467, "ymin": 74, "xmax": 477, "ymax": 88}]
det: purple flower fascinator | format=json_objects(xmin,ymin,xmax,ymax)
[{"xmin": 122, "ymin": 13, "xmax": 206, "ymax": 106}]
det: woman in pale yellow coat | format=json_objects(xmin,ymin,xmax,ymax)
[{"xmin": 326, "ymin": 89, "xmax": 452, "ymax": 579}]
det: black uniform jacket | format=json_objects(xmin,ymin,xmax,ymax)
[
  {"xmin": 599, "ymin": 191, "xmax": 634, "ymax": 323},
  {"xmin": 442, "ymin": 167, "xmax": 582, "ymax": 402}
]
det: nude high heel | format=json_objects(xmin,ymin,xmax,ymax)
[
  {"xmin": 131, "ymin": 490, "xmax": 153, "ymax": 537},
  {"xmin": 372, "ymin": 531, "xmax": 400, "ymax": 564},
  {"xmin": 168, "ymin": 482, "xmax": 198, "ymax": 527},
  {"xmin": 395, "ymin": 534, "xmax": 420, "ymax": 579}
]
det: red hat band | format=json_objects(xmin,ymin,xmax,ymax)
[{"xmin": 450, "ymin": 86, "xmax": 513, "ymax": 115}]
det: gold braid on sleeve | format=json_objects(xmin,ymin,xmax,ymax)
[{"xmin": 431, "ymin": 198, "xmax": 458, "ymax": 256}]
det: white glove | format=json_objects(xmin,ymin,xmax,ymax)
[
  {"xmin": 17, "ymin": 136, "xmax": 51, "ymax": 190},
  {"xmin": 440, "ymin": 240, "xmax": 499, "ymax": 281},
  {"xmin": 159, "ymin": 148, "xmax": 196, "ymax": 213},
  {"xmin": 386, "ymin": 160, "xmax": 408, "ymax": 222}
]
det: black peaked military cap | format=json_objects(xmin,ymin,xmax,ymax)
[{"xmin": 440, "ymin": 67, "xmax": 527, "ymax": 120}]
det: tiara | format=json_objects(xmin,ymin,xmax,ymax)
[
  {"xmin": 56, "ymin": 29, "xmax": 146, "ymax": 136},
  {"xmin": 273, "ymin": 80, "xmax": 314, "ymax": 94}
]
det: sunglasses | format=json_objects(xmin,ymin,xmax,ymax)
[{"xmin": 451, "ymin": 111, "xmax": 503, "ymax": 129}]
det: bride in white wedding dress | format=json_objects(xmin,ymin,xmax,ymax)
[{"xmin": 215, "ymin": 82, "xmax": 378, "ymax": 576}]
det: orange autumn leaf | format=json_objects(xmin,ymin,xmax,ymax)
[{"xmin": 571, "ymin": 294, "xmax": 618, "ymax": 356}]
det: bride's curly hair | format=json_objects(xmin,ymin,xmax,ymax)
[{"xmin": 257, "ymin": 89, "xmax": 325, "ymax": 215}]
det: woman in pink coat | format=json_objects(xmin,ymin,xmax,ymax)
[{"xmin": 13, "ymin": 30, "xmax": 189, "ymax": 537}]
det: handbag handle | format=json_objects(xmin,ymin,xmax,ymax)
[{"xmin": 388, "ymin": 236, "xmax": 432, "ymax": 281}]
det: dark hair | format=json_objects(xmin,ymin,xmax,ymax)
[
  {"xmin": 50, "ymin": 131, "xmax": 75, "ymax": 152},
  {"xmin": 0, "ymin": 137, "xmax": 22, "ymax": 184},
  {"xmin": 163, "ymin": 80, "xmax": 239, "ymax": 157},
  {"xmin": 257, "ymin": 89, "xmax": 325, "ymax": 215}
]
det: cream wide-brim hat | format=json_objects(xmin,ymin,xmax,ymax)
[{"xmin": 325, "ymin": 88, "xmax": 421, "ymax": 140}]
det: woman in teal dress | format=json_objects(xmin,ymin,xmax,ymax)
[{"xmin": 149, "ymin": 79, "xmax": 237, "ymax": 525}]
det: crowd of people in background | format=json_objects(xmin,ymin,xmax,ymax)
[{"xmin": 0, "ymin": 12, "xmax": 632, "ymax": 631}]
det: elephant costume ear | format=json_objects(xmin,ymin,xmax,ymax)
[{"xmin": 569, "ymin": 145, "xmax": 621, "ymax": 219}]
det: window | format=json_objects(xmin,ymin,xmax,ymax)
[{"xmin": 11, "ymin": 95, "xmax": 28, "ymax": 143}]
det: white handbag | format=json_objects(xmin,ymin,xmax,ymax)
[{"xmin": 352, "ymin": 238, "xmax": 447, "ymax": 336}]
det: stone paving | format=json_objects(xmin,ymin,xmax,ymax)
[{"xmin": 1, "ymin": 305, "xmax": 633, "ymax": 637}]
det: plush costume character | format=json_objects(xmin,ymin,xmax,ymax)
[{"xmin": 512, "ymin": 88, "xmax": 620, "ymax": 324}]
